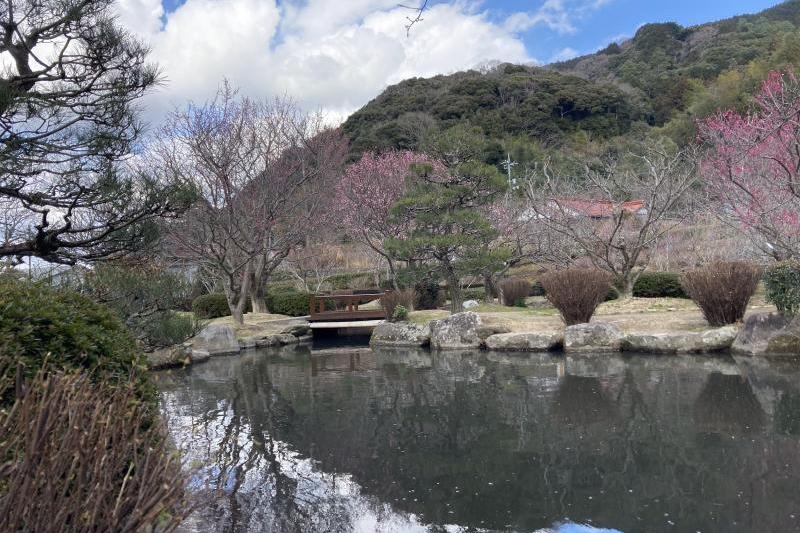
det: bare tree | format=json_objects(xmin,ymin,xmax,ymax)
[
  {"xmin": 0, "ymin": 0, "xmax": 190, "ymax": 265},
  {"xmin": 283, "ymin": 244, "xmax": 342, "ymax": 293},
  {"xmin": 155, "ymin": 83, "xmax": 346, "ymax": 324},
  {"xmin": 525, "ymin": 140, "xmax": 699, "ymax": 297}
]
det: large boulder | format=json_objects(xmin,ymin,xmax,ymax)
[
  {"xmin": 147, "ymin": 344, "xmax": 190, "ymax": 369},
  {"xmin": 564, "ymin": 322, "xmax": 623, "ymax": 353},
  {"xmin": 192, "ymin": 323, "xmax": 240, "ymax": 357},
  {"xmin": 370, "ymin": 322, "xmax": 430, "ymax": 347},
  {"xmin": 429, "ymin": 312, "xmax": 483, "ymax": 350},
  {"xmin": 280, "ymin": 322, "xmax": 311, "ymax": 337},
  {"xmin": 476, "ymin": 324, "xmax": 512, "ymax": 340},
  {"xmin": 622, "ymin": 326, "xmax": 738, "ymax": 354},
  {"xmin": 485, "ymin": 332, "xmax": 563, "ymax": 352},
  {"xmin": 733, "ymin": 313, "xmax": 800, "ymax": 356}
]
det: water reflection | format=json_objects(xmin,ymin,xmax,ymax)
[{"xmin": 156, "ymin": 347, "xmax": 800, "ymax": 533}]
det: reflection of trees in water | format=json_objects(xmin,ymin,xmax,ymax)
[
  {"xmin": 159, "ymin": 350, "xmax": 800, "ymax": 533},
  {"xmin": 776, "ymin": 391, "xmax": 800, "ymax": 436},
  {"xmin": 693, "ymin": 372, "xmax": 765, "ymax": 434}
]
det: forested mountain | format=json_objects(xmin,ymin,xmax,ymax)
[{"xmin": 343, "ymin": 0, "xmax": 800, "ymax": 159}]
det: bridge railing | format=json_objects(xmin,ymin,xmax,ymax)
[{"xmin": 309, "ymin": 291, "xmax": 389, "ymax": 322}]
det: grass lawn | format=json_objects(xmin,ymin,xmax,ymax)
[{"xmin": 409, "ymin": 294, "xmax": 777, "ymax": 334}]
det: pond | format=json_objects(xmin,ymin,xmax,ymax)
[{"xmin": 156, "ymin": 343, "xmax": 800, "ymax": 533}]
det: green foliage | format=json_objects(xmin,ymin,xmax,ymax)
[
  {"xmin": 192, "ymin": 293, "xmax": 230, "ymax": 319},
  {"xmin": 633, "ymin": 272, "xmax": 689, "ymax": 299},
  {"xmin": 461, "ymin": 287, "xmax": 486, "ymax": 301},
  {"xmin": 0, "ymin": 277, "xmax": 152, "ymax": 407},
  {"xmin": 85, "ymin": 262, "xmax": 197, "ymax": 348},
  {"xmin": 265, "ymin": 290, "xmax": 312, "ymax": 317},
  {"xmin": 414, "ymin": 280, "xmax": 445, "ymax": 310},
  {"xmin": 392, "ymin": 305, "xmax": 409, "ymax": 322},
  {"xmin": 764, "ymin": 261, "xmax": 800, "ymax": 316}
]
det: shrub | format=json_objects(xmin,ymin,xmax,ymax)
[
  {"xmin": 381, "ymin": 289, "xmax": 416, "ymax": 317},
  {"xmin": 461, "ymin": 287, "xmax": 486, "ymax": 301},
  {"xmin": 530, "ymin": 280, "xmax": 545, "ymax": 297},
  {"xmin": 192, "ymin": 293, "xmax": 231, "ymax": 319},
  {"xmin": 266, "ymin": 290, "xmax": 313, "ymax": 316},
  {"xmin": 85, "ymin": 262, "xmax": 198, "ymax": 348},
  {"xmin": 633, "ymin": 272, "xmax": 688, "ymax": 298},
  {"xmin": 500, "ymin": 278, "xmax": 531, "ymax": 307},
  {"xmin": 539, "ymin": 269, "xmax": 614, "ymax": 326},
  {"xmin": 415, "ymin": 280, "xmax": 445, "ymax": 310},
  {"xmin": 681, "ymin": 261, "xmax": 762, "ymax": 326},
  {"xmin": 392, "ymin": 305, "xmax": 410, "ymax": 321},
  {"xmin": 764, "ymin": 261, "xmax": 800, "ymax": 316},
  {"xmin": 0, "ymin": 278, "xmax": 151, "ymax": 407},
  {"xmin": 142, "ymin": 311, "xmax": 198, "ymax": 348},
  {"xmin": 0, "ymin": 366, "xmax": 191, "ymax": 532}
]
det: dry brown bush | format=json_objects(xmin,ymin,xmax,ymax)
[
  {"xmin": 681, "ymin": 261, "xmax": 762, "ymax": 326},
  {"xmin": 0, "ymin": 364, "xmax": 194, "ymax": 533},
  {"xmin": 499, "ymin": 278, "xmax": 531, "ymax": 306},
  {"xmin": 380, "ymin": 289, "xmax": 416, "ymax": 317},
  {"xmin": 539, "ymin": 268, "xmax": 614, "ymax": 326}
]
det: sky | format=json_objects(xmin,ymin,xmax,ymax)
[{"xmin": 114, "ymin": 0, "xmax": 784, "ymax": 125}]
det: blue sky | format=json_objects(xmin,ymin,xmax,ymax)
[
  {"xmin": 471, "ymin": 0, "xmax": 783, "ymax": 62},
  {"xmin": 117, "ymin": 0, "xmax": 787, "ymax": 122}
]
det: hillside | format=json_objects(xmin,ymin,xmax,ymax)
[{"xmin": 343, "ymin": 0, "xmax": 800, "ymax": 158}]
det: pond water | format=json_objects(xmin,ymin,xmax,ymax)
[{"xmin": 156, "ymin": 343, "xmax": 800, "ymax": 533}]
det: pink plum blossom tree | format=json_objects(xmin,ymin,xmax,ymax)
[{"xmin": 699, "ymin": 71, "xmax": 800, "ymax": 260}]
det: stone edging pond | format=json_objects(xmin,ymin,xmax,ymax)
[{"xmin": 371, "ymin": 311, "xmax": 800, "ymax": 357}]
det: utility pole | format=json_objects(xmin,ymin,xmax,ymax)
[{"xmin": 501, "ymin": 153, "xmax": 518, "ymax": 189}]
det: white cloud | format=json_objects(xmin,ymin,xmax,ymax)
[
  {"xmin": 116, "ymin": 0, "xmax": 532, "ymax": 125},
  {"xmin": 503, "ymin": 0, "xmax": 614, "ymax": 34},
  {"xmin": 550, "ymin": 47, "xmax": 579, "ymax": 62}
]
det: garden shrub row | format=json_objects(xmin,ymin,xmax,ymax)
[
  {"xmin": 265, "ymin": 289, "xmax": 313, "ymax": 317},
  {"xmin": 632, "ymin": 272, "xmax": 688, "ymax": 299}
]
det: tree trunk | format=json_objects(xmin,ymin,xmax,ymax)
[
  {"xmin": 620, "ymin": 275, "xmax": 634, "ymax": 299},
  {"xmin": 447, "ymin": 270, "xmax": 463, "ymax": 314},
  {"xmin": 229, "ymin": 264, "xmax": 253, "ymax": 326},
  {"xmin": 387, "ymin": 257, "xmax": 399, "ymax": 290},
  {"xmin": 483, "ymin": 273, "xmax": 497, "ymax": 304}
]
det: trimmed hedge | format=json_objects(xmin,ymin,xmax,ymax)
[
  {"xmin": 0, "ymin": 277, "xmax": 152, "ymax": 407},
  {"xmin": 633, "ymin": 272, "xmax": 688, "ymax": 299},
  {"xmin": 764, "ymin": 260, "xmax": 800, "ymax": 316},
  {"xmin": 415, "ymin": 280, "xmax": 444, "ymax": 310},
  {"xmin": 192, "ymin": 293, "xmax": 230, "ymax": 319},
  {"xmin": 265, "ymin": 290, "xmax": 312, "ymax": 317}
]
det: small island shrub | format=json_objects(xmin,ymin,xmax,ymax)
[
  {"xmin": 0, "ymin": 365, "xmax": 191, "ymax": 532},
  {"xmin": 539, "ymin": 268, "xmax": 614, "ymax": 325},
  {"xmin": 764, "ymin": 261, "xmax": 800, "ymax": 316},
  {"xmin": 265, "ymin": 290, "xmax": 313, "ymax": 316},
  {"xmin": 500, "ymin": 278, "xmax": 530, "ymax": 307},
  {"xmin": 633, "ymin": 272, "xmax": 688, "ymax": 298},
  {"xmin": 143, "ymin": 311, "xmax": 198, "ymax": 348},
  {"xmin": 392, "ymin": 305, "xmax": 410, "ymax": 322},
  {"xmin": 381, "ymin": 289, "xmax": 416, "ymax": 317},
  {"xmin": 681, "ymin": 261, "xmax": 762, "ymax": 326},
  {"xmin": 414, "ymin": 280, "xmax": 445, "ymax": 310},
  {"xmin": 0, "ymin": 277, "xmax": 152, "ymax": 407},
  {"xmin": 192, "ymin": 293, "xmax": 230, "ymax": 319}
]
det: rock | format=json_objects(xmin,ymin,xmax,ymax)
[
  {"xmin": 484, "ymin": 332, "xmax": 563, "ymax": 352},
  {"xmin": 371, "ymin": 322, "xmax": 431, "ymax": 347},
  {"xmin": 476, "ymin": 324, "xmax": 512, "ymax": 340},
  {"xmin": 462, "ymin": 299, "xmax": 480, "ymax": 310},
  {"xmin": 275, "ymin": 334, "xmax": 299, "ymax": 345},
  {"xmin": 192, "ymin": 324, "xmax": 240, "ymax": 357},
  {"xmin": 296, "ymin": 334, "xmax": 313, "ymax": 343},
  {"xmin": 564, "ymin": 323, "xmax": 623, "ymax": 353},
  {"xmin": 429, "ymin": 312, "xmax": 483, "ymax": 350},
  {"xmin": 280, "ymin": 323, "xmax": 311, "ymax": 337},
  {"xmin": 147, "ymin": 345, "xmax": 190, "ymax": 369},
  {"xmin": 255, "ymin": 335, "xmax": 282, "ymax": 348},
  {"xmin": 622, "ymin": 326, "xmax": 738, "ymax": 354},
  {"xmin": 733, "ymin": 313, "xmax": 800, "ymax": 356}
]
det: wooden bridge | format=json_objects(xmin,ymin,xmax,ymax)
[{"xmin": 308, "ymin": 291, "xmax": 388, "ymax": 330}]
